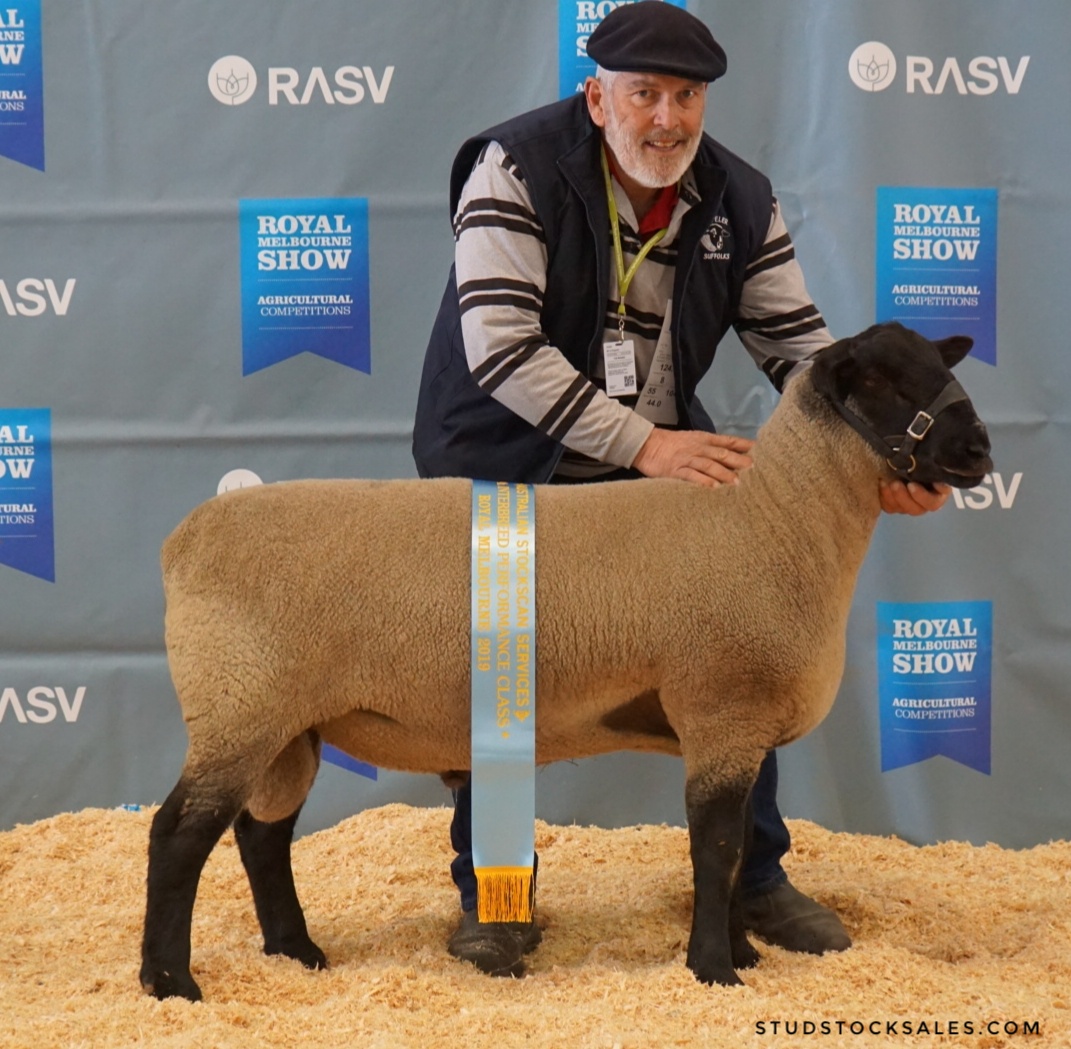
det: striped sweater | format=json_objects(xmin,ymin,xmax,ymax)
[{"xmin": 454, "ymin": 140, "xmax": 832, "ymax": 477}]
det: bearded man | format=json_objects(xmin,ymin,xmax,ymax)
[{"xmin": 413, "ymin": 0, "xmax": 946, "ymax": 977}]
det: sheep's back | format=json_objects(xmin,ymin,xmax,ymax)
[
  {"xmin": 161, "ymin": 475, "xmax": 731, "ymax": 688},
  {"xmin": 161, "ymin": 469, "xmax": 849, "ymax": 771}
]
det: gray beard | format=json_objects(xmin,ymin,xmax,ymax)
[{"xmin": 602, "ymin": 114, "xmax": 700, "ymax": 189}]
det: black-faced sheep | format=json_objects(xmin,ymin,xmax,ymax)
[{"xmin": 140, "ymin": 322, "xmax": 992, "ymax": 1001}]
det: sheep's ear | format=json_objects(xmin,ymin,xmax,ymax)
[
  {"xmin": 933, "ymin": 334, "xmax": 974, "ymax": 369},
  {"xmin": 811, "ymin": 343, "xmax": 857, "ymax": 403}
]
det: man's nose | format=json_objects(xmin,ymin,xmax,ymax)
[{"xmin": 651, "ymin": 96, "xmax": 678, "ymax": 127}]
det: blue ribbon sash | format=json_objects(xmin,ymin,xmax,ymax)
[{"xmin": 470, "ymin": 480, "xmax": 536, "ymax": 922}]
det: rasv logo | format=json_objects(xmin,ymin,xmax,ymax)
[
  {"xmin": 208, "ymin": 55, "xmax": 394, "ymax": 107},
  {"xmin": 0, "ymin": 278, "xmax": 75, "ymax": 316},
  {"xmin": 950, "ymin": 472, "xmax": 1022, "ymax": 510},
  {"xmin": 0, "ymin": 686, "xmax": 86, "ymax": 723},
  {"xmin": 849, "ymin": 41, "xmax": 1029, "ymax": 95}
]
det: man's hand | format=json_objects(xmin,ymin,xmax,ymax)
[
  {"xmin": 632, "ymin": 428, "xmax": 754, "ymax": 488},
  {"xmin": 879, "ymin": 479, "xmax": 951, "ymax": 516}
]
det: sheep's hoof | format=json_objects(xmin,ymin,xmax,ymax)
[
  {"xmin": 732, "ymin": 938, "xmax": 761, "ymax": 970},
  {"xmin": 265, "ymin": 935, "xmax": 328, "ymax": 971},
  {"xmin": 686, "ymin": 950, "xmax": 744, "ymax": 988},
  {"xmin": 692, "ymin": 964, "xmax": 744, "ymax": 988},
  {"xmin": 140, "ymin": 965, "xmax": 203, "ymax": 1003}
]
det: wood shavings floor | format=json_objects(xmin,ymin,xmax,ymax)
[{"xmin": 1, "ymin": 803, "xmax": 1067, "ymax": 1048}]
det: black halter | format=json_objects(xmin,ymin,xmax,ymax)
[{"xmin": 826, "ymin": 379, "xmax": 971, "ymax": 479}]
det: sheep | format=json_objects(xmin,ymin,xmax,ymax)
[{"xmin": 140, "ymin": 321, "xmax": 992, "ymax": 1002}]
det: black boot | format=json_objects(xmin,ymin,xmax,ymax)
[
  {"xmin": 742, "ymin": 881, "xmax": 851, "ymax": 954},
  {"xmin": 447, "ymin": 910, "xmax": 542, "ymax": 977}
]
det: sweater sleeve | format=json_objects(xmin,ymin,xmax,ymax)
[
  {"xmin": 733, "ymin": 200, "xmax": 834, "ymax": 391},
  {"xmin": 454, "ymin": 141, "xmax": 654, "ymax": 468}
]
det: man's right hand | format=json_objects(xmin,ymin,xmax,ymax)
[{"xmin": 631, "ymin": 428, "xmax": 754, "ymax": 488}]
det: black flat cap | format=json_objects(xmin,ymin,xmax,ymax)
[{"xmin": 587, "ymin": 2, "xmax": 727, "ymax": 83}]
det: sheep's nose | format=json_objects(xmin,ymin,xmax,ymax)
[
  {"xmin": 965, "ymin": 424, "xmax": 993, "ymax": 471},
  {"xmin": 970, "ymin": 421, "xmax": 992, "ymax": 458}
]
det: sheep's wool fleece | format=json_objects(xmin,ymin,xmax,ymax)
[{"xmin": 2, "ymin": 803, "xmax": 1068, "ymax": 1048}]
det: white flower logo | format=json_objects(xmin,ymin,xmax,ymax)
[
  {"xmin": 848, "ymin": 42, "xmax": 897, "ymax": 92},
  {"xmin": 208, "ymin": 56, "xmax": 258, "ymax": 106}
]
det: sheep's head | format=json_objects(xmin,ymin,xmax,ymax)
[{"xmin": 811, "ymin": 322, "xmax": 993, "ymax": 488}]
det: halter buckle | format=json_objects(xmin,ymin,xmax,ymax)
[{"xmin": 906, "ymin": 411, "xmax": 935, "ymax": 441}]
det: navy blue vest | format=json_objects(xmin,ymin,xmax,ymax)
[{"xmin": 413, "ymin": 94, "xmax": 773, "ymax": 483}]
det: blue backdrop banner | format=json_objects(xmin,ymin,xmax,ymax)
[
  {"xmin": 0, "ymin": 1, "xmax": 43, "ymax": 171},
  {"xmin": 876, "ymin": 187, "xmax": 999, "ymax": 365},
  {"xmin": 0, "ymin": 407, "xmax": 53, "ymax": 582},
  {"xmin": 239, "ymin": 197, "xmax": 371, "ymax": 375},
  {"xmin": 877, "ymin": 601, "xmax": 993, "ymax": 774}
]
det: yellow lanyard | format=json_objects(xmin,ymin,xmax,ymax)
[{"xmin": 601, "ymin": 147, "xmax": 669, "ymax": 340}]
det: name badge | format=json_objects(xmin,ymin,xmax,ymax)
[{"xmin": 603, "ymin": 339, "xmax": 637, "ymax": 397}]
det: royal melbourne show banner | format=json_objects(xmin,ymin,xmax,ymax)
[
  {"xmin": 0, "ymin": 1, "xmax": 44, "ymax": 170},
  {"xmin": 239, "ymin": 197, "xmax": 371, "ymax": 375},
  {"xmin": 876, "ymin": 187, "xmax": 999, "ymax": 366},
  {"xmin": 0, "ymin": 408, "xmax": 52, "ymax": 582}
]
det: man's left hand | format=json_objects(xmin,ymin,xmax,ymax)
[{"xmin": 879, "ymin": 480, "xmax": 951, "ymax": 516}]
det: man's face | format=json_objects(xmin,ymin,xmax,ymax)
[{"xmin": 587, "ymin": 72, "xmax": 707, "ymax": 189}]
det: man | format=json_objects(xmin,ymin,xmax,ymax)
[{"xmin": 413, "ymin": 1, "xmax": 947, "ymax": 977}]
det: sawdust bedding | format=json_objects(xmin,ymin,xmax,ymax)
[{"xmin": 1, "ymin": 803, "xmax": 1068, "ymax": 1048}]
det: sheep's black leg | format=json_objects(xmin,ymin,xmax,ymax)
[
  {"xmin": 729, "ymin": 790, "xmax": 760, "ymax": 971},
  {"xmin": 684, "ymin": 776, "xmax": 752, "ymax": 986},
  {"xmin": 234, "ymin": 806, "xmax": 327, "ymax": 971},
  {"xmin": 140, "ymin": 779, "xmax": 241, "ymax": 1002}
]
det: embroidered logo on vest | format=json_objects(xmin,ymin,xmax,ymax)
[{"xmin": 700, "ymin": 216, "xmax": 732, "ymax": 260}]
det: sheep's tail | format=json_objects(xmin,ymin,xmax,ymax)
[{"xmin": 475, "ymin": 866, "xmax": 535, "ymax": 924}]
